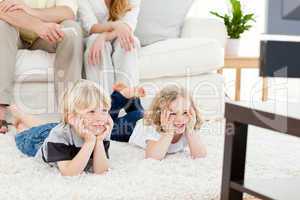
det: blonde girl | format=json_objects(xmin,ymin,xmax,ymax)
[{"xmin": 128, "ymin": 85, "xmax": 207, "ymax": 160}]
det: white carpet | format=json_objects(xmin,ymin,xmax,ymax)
[{"xmin": 1, "ymin": 121, "xmax": 300, "ymax": 200}]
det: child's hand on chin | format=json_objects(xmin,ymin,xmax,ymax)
[
  {"xmin": 160, "ymin": 110, "xmax": 176, "ymax": 137},
  {"xmin": 186, "ymin": 108, "xmax": 197, "ymax": 134},
  {"xmin": 96, "ymin": 116, "xmax": 114, "ymax": 141},
  {"xmin": 72, "ymin": 117, "xmax": 97, "ymax": 144}
]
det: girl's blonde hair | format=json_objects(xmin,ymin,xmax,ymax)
[
  {"xmin": 108, "ymin": 0, "xmax": 132, "ymax": 21},
  {"xmin": 60, "ymin": 80, "xmax": 111, "ymax": 124},
  {"xmin": 145, "ymin": 85, "xmax": 203, "ymax": 133}
]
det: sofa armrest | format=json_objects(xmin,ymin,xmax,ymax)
[{"xmin": 181, "ymin": 18, "xmax": 227, "ymax": 48}]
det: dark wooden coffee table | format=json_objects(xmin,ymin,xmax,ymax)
[{"xmin": 220, "ymin": 101, "xmax": 300, "ymax": 200}]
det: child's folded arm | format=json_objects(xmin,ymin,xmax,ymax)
[
  {"xmin": 185, "ymin": 131, "xmax": 207, "ymax": 159},
  {"xmin": 57, "ymin": 141, "xmax": 95, "ymax": 176},
  {"xmin": 93, "ymin": 140, "xmax": 110, "ymax": 174},
  {"xmin": 145, "ymin": 135, "xmax": 173, "ymax": 160}
]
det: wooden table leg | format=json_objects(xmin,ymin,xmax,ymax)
[
  {"xmin": 235, "ymin": 68, "xmax": 242, "ymax": 101},
  {"xmin": 262, "ymin": 77, "xmax": 268, "ymax": 101},
  {"xmin": 221, "ymin": 121, "xmax": 248, "ymax": 200}
]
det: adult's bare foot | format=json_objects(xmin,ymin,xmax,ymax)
[
  {"xmin": 112, "ymin": 82, "xmax": 146, "ymax": 99},
  {"xmin": 0, "ymin": 105, "xmax": 8, "ymax": 134}
]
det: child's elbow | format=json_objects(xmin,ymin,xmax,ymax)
[
  {"xmin": 192, "ymin": 150, "xmax": 207, "ymax": 160},
  {"xmin": 145, "ymin": 153, "xmax": 164, "ymax": 161},
  {"xmin": 60, "ymin": 171, "xmax": 80, "ymax": 177},
  {"xmin": 94, "ymin": 168, "xmax": 109, "ymax": 175}
]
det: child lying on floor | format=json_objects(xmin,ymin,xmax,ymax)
[
  {"xmin": 128, "ymin": 85, "xmax": 207, "ymax": 160},
  {"xmin": 11, "ymin": 81, "xmax": 206, "ymax": 170},
  {"xmin": 13, "ymin": 80, "xmax": 113, "ymax": 176}
]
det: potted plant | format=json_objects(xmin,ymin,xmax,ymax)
[{"xmin": 210, "ymin": 0, "xmax": 255, "ymax": 56}]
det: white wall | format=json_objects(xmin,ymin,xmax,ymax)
[{"xmin": 187, "ymin": 0, "xmax": 300, "ymax": 102}]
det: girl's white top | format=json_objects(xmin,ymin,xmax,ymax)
[
  {"xmin": 78, "ymin": 0, "xmax": 141, "ymax": 34},
  {"xmin": 129, "ymin": 119, "xmax": 188, "ymax": 154}
]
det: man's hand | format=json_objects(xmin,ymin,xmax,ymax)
[
  {"xmin": 5, "ymin": 0, "xmax": 35, "ymax": 16},
  {"xmin": 112, "ymin": 21, "xmax": 135, "ymax": 52},
  {"xmin": 0, "ymin": 4, "xmax": 5, "ymax": 19},
  {"xmin": 0, "ymin": 0, "xmax": 21, "ymax": 13},
  {"xmin": 88, "ymin": 33, "xmax": 106, "ymax": 65},
  {"xmin": 34, "ymin": 22, "xmax": 64, "ymax": 44}
]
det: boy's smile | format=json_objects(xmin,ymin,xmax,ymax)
[{"xmin": 77, "ymin": 103, "xmax": 111, "ymax": 136}]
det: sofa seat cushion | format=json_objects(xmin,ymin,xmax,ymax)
[
  {"xmin": 139, "ymin": 38, "xmax": 224, "ymax": 79},
  {"xmin": 15, "ymin": 38, "xmax": 224, "ymax": 82},
  {"xmin": 15, "ymin": 50, "xmax": 55, "ymax": 83}
]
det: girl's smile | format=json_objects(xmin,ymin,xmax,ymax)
[{"xmin": 168, "ymin": 96, "xmax": 191, "ymax": 134}]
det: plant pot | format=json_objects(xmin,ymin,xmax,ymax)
[{"xmin": 225, "ymin": 39, "xmax": 240, "ymax": 57}]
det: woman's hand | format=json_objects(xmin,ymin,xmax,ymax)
[
  {"xmin": 160, "ymin": 110, "xmax": 176, "ymax": 137},
  {"xmin": 88, "ymin": 33, "xmax": 106, "ymax": 65},
  {"xmin": 96, "ymin": 116, "xmax": 113, "ymax": 142},
  {"xmin": 112, "ymin": 21, "xmax": 135, "ymax": 52},
  {"xmin": 186, "ymin": 108, "xmax": 197, "ymax": 134}
]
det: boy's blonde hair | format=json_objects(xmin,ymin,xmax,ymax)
[
  {"xmin": 60, "ymin": 80, "xmax": 111, "ymax": 124},
  {"xmin": 145, "ymin": 85, "xmax": 203, "ymax": 133}
]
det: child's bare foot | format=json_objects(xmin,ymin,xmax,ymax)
[
  {"xmin": 15, "ymin": 122, "xmax": 27, "ymax": 133},
  {"xmin": 8, "ymin": 105, "xmax": 27, "ymax": 132},
  {"xmin": 112, "ymin": 82, "xmax": 146, "ymax": 98},
  {"xmin": 0, "ymin": 105, "xmax": 8, "ymax": 134},
  {"xmin": 112, "ymin": 82, "xmax": 127, "ymax": 92},
  {"xmin": 8, "ymin": 105, "xmax": 24, "ymax": 121}
]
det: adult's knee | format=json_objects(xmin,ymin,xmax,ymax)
[
  {"xmin": 59, "ymin": 20, "xmax": 83, "ymax": 54},
  {"xmin": 113, "ymin": 36, "xmax": 140, "ymax": 51},
  {"xmin": 61, "ymin": 20, "xmax": 82, "ymax": 37},
  {"xmin": 0, "ymin": 20, "xmax": 18, "ymax": 41},
  {"xmin": 132, "ymin": 36, "xmax": 140, "ymax": 48}
]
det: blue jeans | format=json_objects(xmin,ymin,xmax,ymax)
[
  {"xmin": 15, "ymin": 91, "xmax": 144, "ymax": 156},
  {"xmin": 15, "ymin": 123, "xmax": 58, "ymax": 157}
]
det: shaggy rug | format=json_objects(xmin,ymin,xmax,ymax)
[{"xmin": 1, "ymin": 121, "xmax": 300, "ymax": 200}]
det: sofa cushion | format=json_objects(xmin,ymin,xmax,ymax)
[
  {"xmin": 139, "ymin": 38, "xmax": 224, "ymax": 79},
  {"xmin": 15, "ymin": 38, "xmax": 223, "ymax": 82},
  {"xmin": 15, "ymin": 50, "xmax": 55, "ymax": 83},
  {"xmin": 15, "ymin": 74, "xmax": 224, "ymax": 120},
  {"xmin": 135, "ymin": 0, "xmax": 194, "ymax": 46}
]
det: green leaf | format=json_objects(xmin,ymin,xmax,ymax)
[
  {"xmin": 210, "ymin": 0, "xmax": 256, "ymax": 38},
  {"xmin": 210, "ymin": 11, "xmax": 225, "ymax": 19},
  {"xmin": 243, "ymin": 13, "xmax": 255, "ymax": 22}
]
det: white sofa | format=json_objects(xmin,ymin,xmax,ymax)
[{"xmin": 13, "ymin": 18, "xmax": 226, "ymax": 121}]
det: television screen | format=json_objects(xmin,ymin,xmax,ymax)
[
  {"xmin": 261, "ymin": 0, "xmax": 300, "ymax": 78},
  {"xmin": 283, "ymin": 0, "xmax": 300, "ymax": 20},
  {"xmin": 266, "ymin": 0, "xmax": 300, "ymax": 35}
]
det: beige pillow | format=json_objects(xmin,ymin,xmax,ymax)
[{"xmin": 135, "ymin": 0, "xmax": 194, "ymax": 46}]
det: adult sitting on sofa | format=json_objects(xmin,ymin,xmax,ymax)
[
  {"xmin": 0, "ymin": 0, "xmax": 83, "ymax": 134},
  {"xmin": 79, "ymin": 0, "xmax": 141, "ymax": 94}
]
